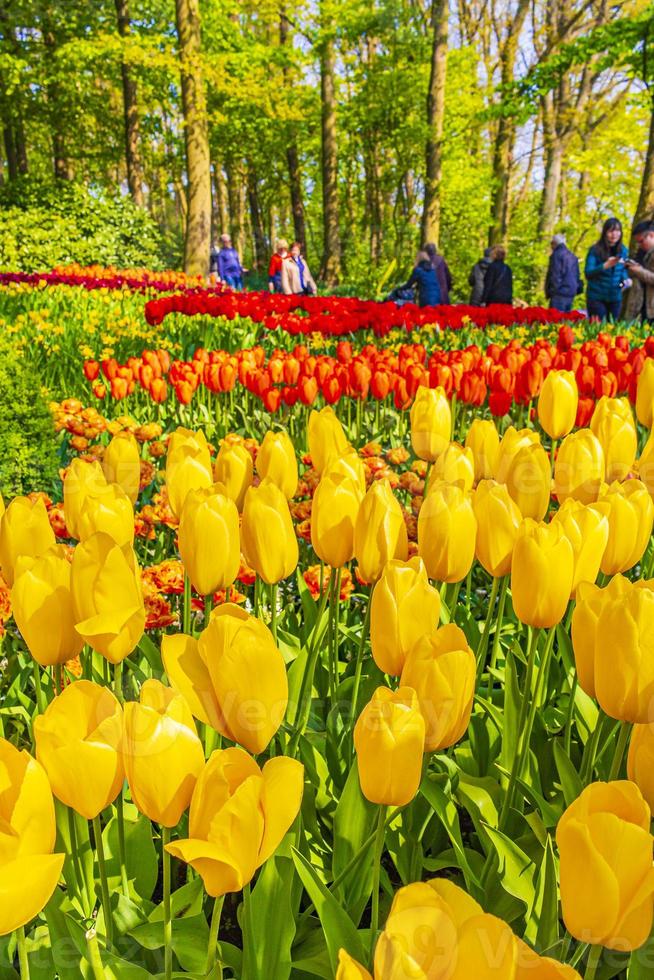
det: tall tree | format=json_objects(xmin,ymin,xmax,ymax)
[
  {"xmin": 175, "ymin": 0, "xmax": 212, "ymax": 276},
  {"xmin": 115, "ymin": 0, "xmax": 144, "ymax": 207},
  {"xmin": 319, "ymin": 10, "xmax": 341, "ymax": 284},
  {"xmin": 280, "ymin": 8, "xmax": 307, "ymax": 250},
  {"xmin": 421, "ymin": 0, "xmax": 449, "ymax": 246}
]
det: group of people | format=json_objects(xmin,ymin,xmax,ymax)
[{"xmin": 209, "ymin": 215, "xmax": 654, "ymax": 321}]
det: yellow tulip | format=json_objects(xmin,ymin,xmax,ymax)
[
  {"xmin": 308, "ymin": 406, "xmax": 349, "ymax": 473},
  {"xmin": 465, "ymin": 418, "xmax": 500, "ymax": 483},
  {"xmin": 401, "ymin": 624, "xmax": 475, "ymax": 751},
  {"xmin": 628, "ymin": 723, "xmax": 654, "ymax": 812},
  {"xmin": 256, "ymin": 430, "xmax": 298, "ymax": 499},
  {"xmin": 213, "ymin": 441, "xmax": 253, "ymax": 511},
  {"xmin": 598, "ymin": 479, "xmax": 654, "ymax": 575},
  {"xmin": 552, "ymin": 499, "xmax": 609, "ymax": 597},
  {"xmin": 553, "ymin": 430, "xmax": 605, "ymax": 506},
  {"xmin": 354, "ymin": 686, "xmax": 425, "ymax": 806},
  {"xmin": 511, "ymin": 519, "xmax": 574, "ymax": 628},
  {"xmin": 473, "ymin": 480, "xmax": 521, "ymax": 578},
  {"xmin": 102, "ymin": 432, "xmax": 141, "ymax": 504},
  {"xmin": 370, "ymin": 557, "xmax": 440, "ymax": 675},
  {"xmin": 34, "ymin": 680, "xmax": 124, "ymax": 819},
  {"xmin": 557, "ymin": 781, "xmax": 654, "ymax": 950},
  {"xmin": 63, "ymin": 457, "xmax": 106, "ymax": 540},
  {"xmin": 12, "ymin": 546, "xmax": 84, "ymax": 666},
  {"xmin": 322, "ymin": 448, "xmax": 367, "ymax": 494},
  {"xmin": 595, "ymin": 585, "xmax": 654, "ymax": 723},
  {"xmin": 241, "ymin": 478, "xmax": 299, "ymax": 584},
  {"xmin": 571, "ymin": 575, "xmax": 633, "ymax": 698},
  {"xmin": 538, "ymin": 369, "xmax": 578, "ymax": 439},
  {"xmin": 495, "ymin": 426, "xmax": 541, "ymax": 484},
  {"xmin": 0, "ymin": 495, "xmax": 56, "ymax": 587},
  {"xmin": 336, "ymin": 949, "xmax": 372, "ymax": 980},
  {"xmin": 76, "ymin": 481, "xmax": 135, "ymax": 547},
  {"xmin": 178, "ymin": 486, "xmax": 240, "ymax": 595},
  {"xmin": 410, "ymin": 385, "xmax": 451, "ymax": 462},
  {"xmin": 162, "ymin": 603, "xmax": 288, "ymax": 754},
  {"xmin": 311, "ymin": 474, "xmax": 363, "ymax": 569},
  {"xmin": 0, "ymin": 739, "xmax": 64, "ymax": 936},
  {"xmin": 0, "ymin": 493, "xmax": 4, "ymax": 521},
  {"xmin": 165, "ymin": 427, "xmax": 213, "ymax": 520},
  {"xmin": 123, "ymin": 679, "xmax": 205, "ymax": 827},
  {"xmin": 505, "ymin": 442, "xmax": 551, "ymax": 521},
  {"xmin": 418, "ymin": 480, "xmax": 476, "ymax": 583},
  {"xmin": 590, "ymin": 396, "xmax": 637, "ymax": 483},
  {"xmin": 71, "ymin": 531, "xmax": 145, "ymax": 664},
  {"xmin": 514, "ymin": 939, "xmax": 582, "ymax": 979},
  {"xmin": 636, "ymin": 357, "xmax": 654, "ymax": 428},
  {"xmin": 165, "ymin": 747, "xmax": 304, "ymax": 896},
  {"xmin": 637, "ymin": 427, "xmax": 654, "ymax": 500},
  {"xmin": 353, "ymin": 479, "xmax": 408, "ymax": 584},
  {"xmin": 428, "ymin": 442, "xmax": 475, "ymax": 493}
]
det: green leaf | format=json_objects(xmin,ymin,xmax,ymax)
[
  {"xmin": 130, "ymin": 915, "xmax": 210, "ymax": 973},
  {"xmin": 103, "ymin": 809, "xmax": 158, "ymax": 901},
  {"xmin": 331, "ymin": 765, "xmax": 376, "ymax": 921},
  {"xmin": 552, "ymin": 739, "xmax": 583, "ymax": 807},
  {"xmin": 246, "ymin": 844, "xmax": 297, "ymax": 980},
  {"xmin": 482, "ymin": 824, "xmax": 536, "ymax": 911},
  {"xmin": 628, "ymin": 920, "xmax": 654, "ymax": 976},
  {"xmin": 501, "ymin": 648, "xmax": 521, "ymax": 771},
  {"xmin": 420, "ymin": 776, "xmax": 480, "ymax": 893}
]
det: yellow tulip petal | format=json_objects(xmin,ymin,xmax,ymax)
[
  {"xmin": 258, "ymin": 757, "xmax": 304, "ymax": 866},
  {"xmin": 0, "ymin": 853, "xmax": 64, "ymax": 936},
  {"xmin": 162, "ymin": 633, "xmax": 224, "ymax": 732}
]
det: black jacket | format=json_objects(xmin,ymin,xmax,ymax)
[
  {"xmin": 482, "ymin": 260, "xmax": 513, "ymax": 305},
  {"xmin": 545, "ymin": 244, "xmax": 581, "ymax": 300}
]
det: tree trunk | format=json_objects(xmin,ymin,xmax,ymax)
[
  {"xmin": 3, "ymin": 123, "xmax": 17, "ymax": 181},
  {"xmin": 115, "ymin": 0, "xmax": 144, "ymax": 207},
  {"xmin": 212, "ymin": 160, "xmax": 229, "ymax": 238},
  {"xmin": 634, "ymin": 104, "xmax": 654, "ymax": 227},
  {"xmin": 226, "ymin": 161, "xmax": 246, "ymax": 258},
  {"xmin": 538, "ymin": 103, "xmax": 564, "ymax": 238},
  {"xmin": 280, "ymin": 9, "xmax": 307, "ymax": 251},
  {"xmin": 247, "ymin": 165, "xmax": 266, "ymax": 271},
  {"xmin": 421, "ymin": 0, "xmax": 448, "ymax": 247},
  {"xmin": 319, "ymin": 28, "xmax": 341, "ymax": 284},
  {"xmin": 175, "ymin": 0, "xmax": 212, "ymax": 276}
]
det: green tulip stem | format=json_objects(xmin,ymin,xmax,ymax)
[
  {"xmin": 350, "ymin": 585, "xmax": 374, "ymax": 730},
  {"xmin": 370, "ymin": 805, "xmax": 387, "ymax": 961},
  {"xmin": 85, "ymin": 927, "xmax": 107, "ymax": 980},
  {"xmin": 206, "ymin": 895, "xmax": 225, "ymax": 978},
  {"xmin": 17, "ymin": 925, "xmax": 30, "ymax": 978},
  {"xmin": 497, "ymin": 627, "xmax": 539, "ymax": 831},
  {"xmin": 113, "ymin": 661, "xmax": 123, "ymax": 703},
  {"xmin": 116, "ymin": 793, "xmax": 130, "ymax": 899},
  {"xmin": 204, "ymin": 592, "xmax": 213, "ymax": 625},
  {"xmin": 581, "ymin": 711, "xmax": 605, "ymax": 784},
  {"xmin": 183, "ymin": 573, "xmax": 192, "ymax": 634},
  {"xmin": 475, "ymin": 576, "xmax": 500, "ymax": 683},
  {"xmin": 331, "ymin": 567, "xmax": 342, "ymax": 702},
  {"xmin": 67, "ymin": 805, "xmax": 89, "ymax": 912},
  {"xmin": 550, "ymin": 438, "xmax": 558, "ymax": 474},
  {"xmin": 163, "ymin": 827, "xmax": 172, "ymax": 980},
  {"xmin": 290, "ymin": 580, "xmax": 330, "ymax": 747},
  {"xmin": 608, "ymin": 720, "xmax": 631, "ymax": 781},
  {"xmin": 584, "ymin": 945, "xmax": 602, "ymax": 980},
  {"xmin": 91, "ymin": 815, "xmax": 114, "ymax": 948},
  {"xmin": 487, "ymin": 576, "xmax": 509, "ymax": 699},
  {"xmin": 270, "ymin": 582, "xmax": 278, "ymax": 642},
  {"xmin": 563, "ymin": 674, "xmax": 578, "ymax": 755},
  {"xmin": 54, "ymin": 662, "xmax": 63, "ymax": 697},
  {"xmin": 32, "ymin": 660, "xmax": 46, "ymax": 714}
]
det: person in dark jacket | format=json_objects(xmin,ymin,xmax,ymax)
[
  {"xmin": 217, "ymin": 233, "xmax": 246, "ymax": 290},
  {"xmin": 424, "ymin": 242, "xmax": 453, "ymax": 304},
  {"xmin": 468, "ymin": 248, "xmax": 492, "ymax": 304},
  {"xmin": 545, "ymin": 233, "xmax": 582, "ymax": 312},
  {"xmin": 403, "ymin": 251, "xmax": 441, "ymax": 307},
  {"xmin": 584, "ymin": 217, "xmax": 628, "ymax": 320},
  {"xmin": 481, "ymin": 246, "xmax": 513, "ymax": 305}
]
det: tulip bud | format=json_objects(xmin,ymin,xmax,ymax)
[
  {"xmin": 0, "ymin": 738, "xmax": 64, "ymax": 936},
  {"xmin": 410, "ymin": 385, "xmax": 451, "ymax": 462},
  {"xmin": 571, "ymin": 575, "xmax": 633, "ymax": 698},
  {"xmin": 370, "ymin": 557, "xmax": 440, "ymax": 675},
  {"xmin": 0, "ymin": 495, "xmax": 56, "ymax": 587},
  {"xmin": 165, "ymin": 427, "xmax": 213, "ymax": 519},
  {"xmin": 552, "ymin": 499, "xmax": 609, "ymax": 597},
  {"xmin": 465, "ymin": 418, "xmax": 500, "ymax": 483},
  {"xmin": 322, "ymin": 448, "xmax": 367, "ymax": 494},
  {"xmin": 428, "ymin": 442, "xmax": 475, "ymax": 493},
  {"xmin": 308, "ymin": 406, "xmax": 349, "ymax": 473},
  {"xmin": 178, "ymin": 486, "xmax": 240, "ymax": 595},
  {"xmin": 553, "ymin": 430, "xmax": 605, "ymax": 506},
  {"xmin": 256, "ymin": 430, "xmax": 298, "ymax": 499},
  {"xmin": 636, "ymin": 357, "xmax": 654, "ymax": 428},
  {"xmin": 241, "ymin": 478, "xmax": 299, "ymax": 584},
  {"xmin": 123, "ymin": 679, "xmax": 205, "ymax": 827},
  {"xmin": 557, "ymin": 781, "xmax": 654, "ymax": 950},
  {"xmin": 354, "ymin": 686, "xmax": 425, "ymax": 806},
  {"xmin": 418, "ymin": 480, "xmax": 476, "ymax": 583},
  {"xmin": 311, "ymin": 474, "xmax": 363, "ymax": 569},
  {"xmin": 102, "ymin": 432, "xmax": 141, "ymax": 504},
  {"xmin": 76, "ymin": 481, "xmax": 135, "ymax": 547},
  {"xmin": 214, "ymin": 440, "xmax": 253, "ymax": 511},
  {"xmin": 162, "ymin": 603, "xmax": 288, "ymax": 754},
  {"xmin": 472, "ymin": 480, "xmax": 522, "ymax": 578},
  {"xmin": 505, "ymin": 442, "xmax": 551, "ymax": 521},
  {"xmin": 495, "ymin": 426, "xmax": 541, "ymax": 484},
  {"xmin": 63, "ymin": 457, "xmax": 106, "ymax": 540},
  {"xmin": 71, "ymin": 531, "xmax": 145, "ymax": 663},
  {"xmin": 336, "ymin": 950, "xmax": 372, "ymax": 980},
  {"xmin": 511, "ymin": 519, "xmax": 574, "ymax": 628},
  {"xmin": 598, "ymin": 479, "xmax": 654, "ymax": 575},
  {"xmin": 401, "ymin": 624, "xmax": 475, "ymax": 751},
  {"xmin": 590, "ymin": 396, "xmax": 637, "ymax": 483},
  {"xmin": 538, "ymin": 370, "xmax": 578, "ymax": 439},
  {"xmin": 354, "ymin": 479, "xmax": 408, "ymax": 584},
  {"xmin": 628, "ymin": 723, "xmax": 654, "ymax": 813},
  {"xmin": 165, "ymin": 747, "xmax": 304, "ymax": 896},
  {"xmin": 595, "ymin": 585, "xmax": 654, "ymax": 723},
  {"xmin": 34, "ymin": 680, "xmax": 124, "ymax": 819},
  {"xmin": 12, "ymin": 546, "xmax": 84, "ymax": 666}
]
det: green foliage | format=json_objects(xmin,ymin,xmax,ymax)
[{"xmin": 0, "ymin": 178, "xmax": 165, "ymax": 272}]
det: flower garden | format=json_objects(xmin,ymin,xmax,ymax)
[{"xmin": 3, "ymin": 266, "xmax": 654, "ymax": 980}]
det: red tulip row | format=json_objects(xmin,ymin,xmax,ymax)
[
  {"xmin": 0, "ymin": 264, "xmax": 212, "ymax": 294},
  {"xmin": 82, "ymin": 326, "xmax": 654, "ymax": 421},
  {"xmin": 143, "ymin": 289, "xmax": 585, "ymax": 337}
]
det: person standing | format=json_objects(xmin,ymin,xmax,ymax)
[
  {"xmin": 281, "ymin": 242, "xmax": 317, "ymax": 296},
  {"xmin": 468, "ymin": 247, "xmax": 492, "ymax": 305},
  {"xmin": 622, "ymin": 220, "xmax": 654, "ymax": 323},
  {"xmin": 584, "ymin": 217, "xmax": 628, "ymax": 320},
  {"xmin": 424, "ymin": 242, "xmax": 453, "ymax": 304},
  {"xmin": 268, "ymin": 239, "xmax": 288, "ymax": 293},
  {"xmin": 481, "ymin": 246, "xmax": 513, "ymax": 305},
  {"xmin": 403, "ymin": 250, "xmax": 441, "ymax": 307},
  {"xmin": 217, "ymin": 233, "xmax": 246, "ymax": 290},
  {"xmin": 545, "ymin": 233, "xmax": 582, "ymax": 312}
]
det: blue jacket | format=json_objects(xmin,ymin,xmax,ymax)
[
  {"xmin": 585, "ymin": 243, "xmax": 628, "ymax": 303},
  {"xmin": 217, "ymin": 247, "xmax": 243, "ymax": 280},
  {"xmin": 406, "ymin": 261, "xmax": 441, "ymax": 307},
  {"xmin": 546, "ymin": 244, "xmax": 581, "ymax": 300}
]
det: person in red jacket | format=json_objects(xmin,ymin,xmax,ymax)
[{"xmin": 268, "ymin": 239, "xmax": 288, "ymax": 293}]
